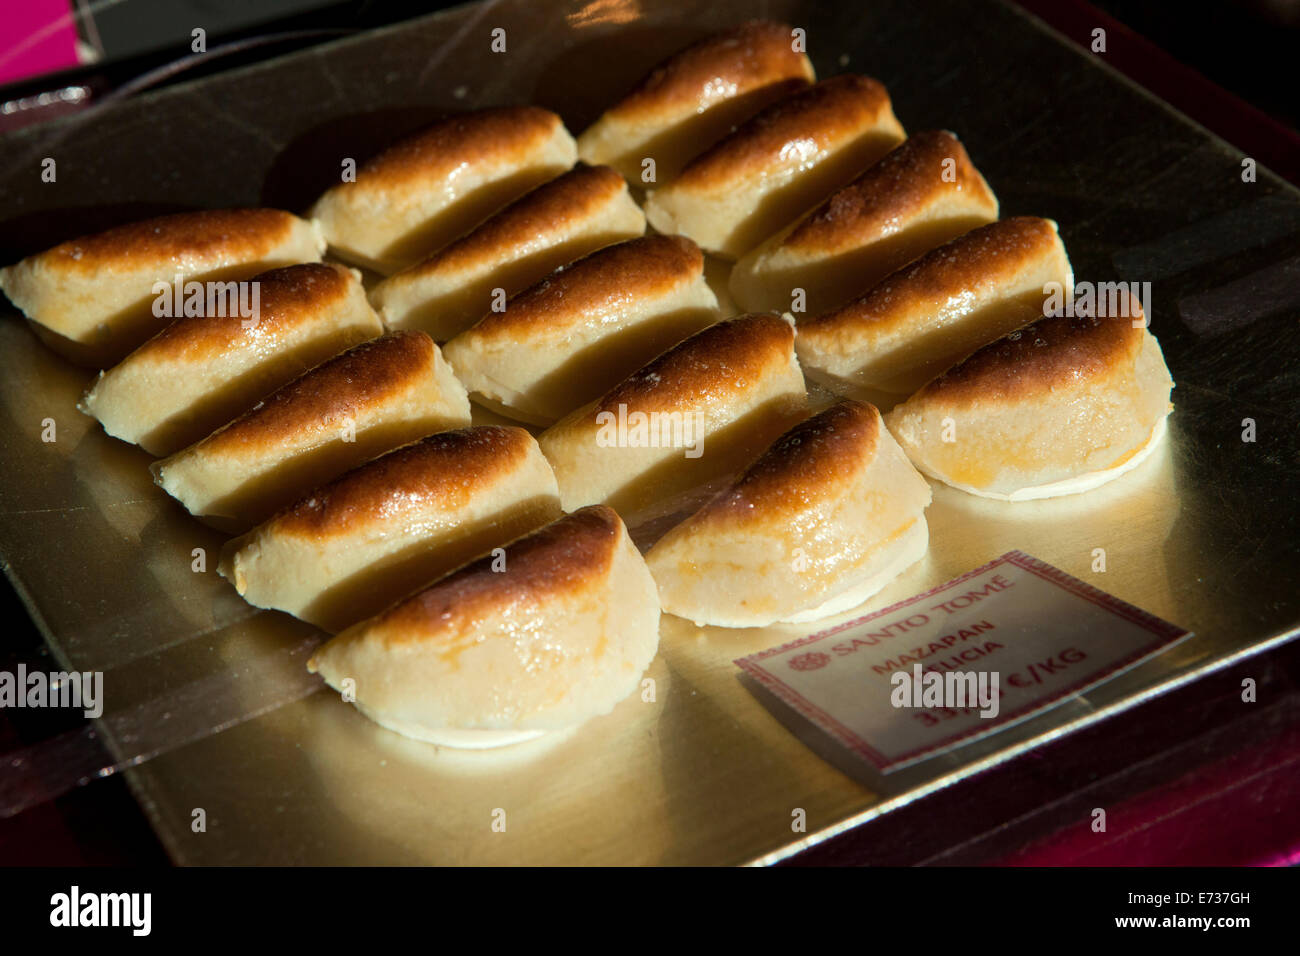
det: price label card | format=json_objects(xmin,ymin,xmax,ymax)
[{"xmin": 735, "ymin": 551, "xmax": 1192, "ymax": 773}]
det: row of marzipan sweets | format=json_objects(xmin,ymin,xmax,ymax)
[{"xmin": 0, "ymin": 21, "xmax": 1172, "ymax": 748}]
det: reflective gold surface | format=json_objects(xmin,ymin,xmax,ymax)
[{"xmin": 0, "ymin": 0, "xmax": 1297, "ymax": 864}]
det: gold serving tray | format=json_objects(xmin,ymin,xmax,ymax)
[{"xmin": 1, "ymin": 0, "xmax": 1297, "ymax": 864}]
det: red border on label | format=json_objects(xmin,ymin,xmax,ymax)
[{"xmin": 734, "ymin": 551, "xmax": 1191, "ymax": 771}]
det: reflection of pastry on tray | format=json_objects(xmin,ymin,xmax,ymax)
[
  {"xmin": 443, "ymin": 234, "xmax": 718, "ymax": 426},
  {"xmin": 648, "ymin": 400, "xmax": 931, "ymax": 627},
  {"xmin": 221, "ymin": 425, "xmax": 561, "ymax": 633},
  {"xmin": 578, "ymin": 19, "xmax": 815, "ymax": 185},
  {"xmin": 644, "ymin": 75, "xmax": 905, "ymax": 260},
  {"xmin": 152, "ymin": 331, "xmax": 470, "ymax": 531},
  {"xmin": 308, "ymin": 505, "xmax": 659, "ymax": 749},
  {"xmin": 137, "ymin": 508, "xmax": 254, "ymax": 638},
  {"xmin": 795, "ymin": 216, "xmax": 1074, "ymax": 404},
  {"xmin": 0, "ymin": 208, "xmax": 324, "ymax": 368},
  {"xmin": 281, "ymin": 644, "xmax": 674, "ymax": 864},
  {"xmin": 374, "ymin": 162, "xmax": 645, "ymax": 340},
  {"xmin": 309, "ymin": 107, "xmax": 576, "ymax": 275},
  {"xmin": 81, "ymin": 263, "xmax": 382, "ymax": 456},
  {"xmin": 886, "ymin": 304, "xmax": 1175, "ymax": 501},
  {"xmin": 731, "ymin": 130, "xmax": 999, "ymax": 316},
  {"xmin": 538, "ymin": 313, "xmax": 808, "ymax": 522}
]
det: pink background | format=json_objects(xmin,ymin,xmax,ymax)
[{"xmin": 0, "ymin": 0, "xmax": 80, "ymax": 87}]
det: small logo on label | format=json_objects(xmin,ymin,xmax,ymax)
[{"xmin": 789, "ymin": 652, "xmax": 830, "ymax": 671}]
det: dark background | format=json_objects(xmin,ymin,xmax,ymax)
[
  {"xmin": 1086, "ymin": 0, "xmax": 1297, "ymax": 130},
  {"xmin": 3, "ymin": 0, "xmax": 1298, "ymax": 135}
]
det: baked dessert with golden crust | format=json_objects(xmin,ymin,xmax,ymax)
[
  {"xmin": 310, "ymin": 107, "xmax": 576, "ymax": 274},
  {"xmin": 577, "ymin": 20, "xmax": 816, "ymax": 184},
  {"xmin": 442, "ymin": 234, "xmax": 719, "ymax": 426},
  {"xmin": 730, "ymin": 130, "xmax": 998, "ymax": 315},
  {"xmin": 307, "ymin": 505, "xmax": 660, "ymax": 748},
  {"xmin": 643, "ymin": 75, "xmax": 906, "ymax": 259},
  {"xmin": 884, "ymin": 305, "xmax": 1174, "ymax": 500},
  {"xmin": 537, "ymin": 313, "xmax": 808, "ymax": 518},
  {"xmin": 221, "ymin": 425, "xmax": 561, "ymax": 632},
  {"xmin": 0, "ymin": 208, "xmax": 324, "ymax": 367},
  {"xmin": 795, "ymin": 216, "xmax": 1073, "ymax": 402},
  {"xmin": 82, "ymin": 262, "xmax": 382, "ymax": 456},
  {"xmin": 647, "ymin": 400, "xmax": 931, "ymax": 626},
  {"xmin": 152, "ymin": 330, "xmax": 470, "ymax": 530},
  {"xmin": 372, "ymin": 163, "xmax": 645, "ymax": 340}
]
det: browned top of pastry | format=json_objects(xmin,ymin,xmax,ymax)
[
  {"xmin": 369, "ymin": 505, "xmax": 621, "ymax": 645},
  {"xmin": 461, "ymin": 234, "xmax": 702, "ymax": 341},
  {"xmin": 701, "ymin": 400, "xmax": 879, "ymax": 520},
  {"xmin": 799, "ymin": 216, "xmax": 1061, "ymax": 339},
  {"xmin": 196, "ymin": 330, "xmax": 434, "ymax": 453},
  {"xmin": 351, "ymin": 107, "xmax": 561, "ymax": 189},
  {"xmin": 594, "ymin": 313, "xmax": 795, "ymax": 414},
  {"xmin": 915, "ymin": 308, "xmax": 1147, "ymax": 407},
  {"xmin": 138, "ymin": 262, "xmax": 354, "ymax": 360},
  {"xmin": 607, "ymin": 20, "xmax": 814, "ymax": 121},
  {"xmin": 29, "ymin": 208, "xmax": 300, "ymax": 274},
  {"xmin": 399, "ymin": 164, "xmax": 627, "ymax": 278},
  {"xmin": 781, "ymin": 130, "xmax": 995, "ymax": 255},
  {"xmin": 669, "ymin": 75, "xmax": 893, "ymax": 191},
  {"xmin": 269, "ymin": 425, "xmax": 535, "ymax": 538}
]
